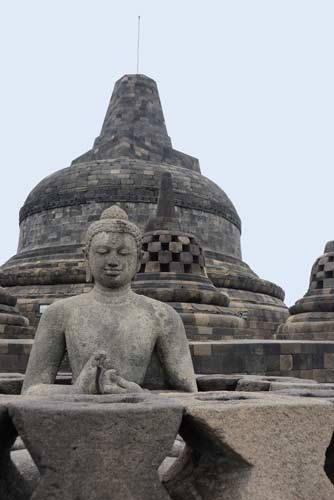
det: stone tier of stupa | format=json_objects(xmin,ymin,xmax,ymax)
[
  {"xmin": 0, "ymin": 287, "xmax": 32, "ymax": 373},
  {"xmin": 0, "ymin": 287, "xmax": 30, "ymax": 339}
]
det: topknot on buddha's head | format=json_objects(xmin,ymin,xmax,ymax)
[
  {"xmin": 86, "ymin": 205, "xmax": 142, "ymax": 256},
  {"xmin": 100, "ymin": 205, "xmax": 128, "ymax": 221}
]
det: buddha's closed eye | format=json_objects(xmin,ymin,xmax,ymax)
[{"xmin": 95, "ymin": 247, "xmax": 109, "ymax": 255}]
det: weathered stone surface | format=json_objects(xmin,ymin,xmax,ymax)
[
  {"xmin": 9, "ymin": 394, "xmax": 183, "ymax": 500},
  {"xmin": 72, "ymin": 74, "xmax": 200, "ymax": 173},
  {"xmin": 161, "ymin": 391, "xmax": 334, "ymax": 500},
  {"xmin": 11, "ymin": 449, "xmax": 39, "ymax": 494},
  {"xmin": 270, "ymin": 381, "xmax": 334, "ymax": 391},
  {"xmin": 196, "ymin": 374, "xmax": 241, "ymax": 391},
  {"xmin": 0, "ymin": 287, "xmax": 32, "ymax": 375},
  {"xmin": 0, "ymin": 396, "xmax": 33, "ymax": 500},
  {"xmin": 158, "ymin": 435, "xmax": 186, "ymax": 478},
  {"xmin": 236, "ymin": 378, "xmax": 271, "ymax": 391},
  {"xmin": 0, "ymin": 373, "xmax": 24, "ymax": 394},
  {"xmin": 0, "ymin": 291, "xmax": 17, "ymax": 307},
  {"xmin": 273, "ymin": 387, "xmax": 334, "ymax": 400},
  {"xmin": 22, "ymin": 206, "xmax": 197, "ymax": 396},
  {"xmin": 0, "ymin": 339, "xmax": 33, "ymax": 373},
  {"xmin": 196, "ymin": 374, "xmax": 320, "ymax": 392},
  {"xmin": 190, "ymin": 340, "xmax": 334, "ymax": 382},
  {"xmin": 0, "ymin": 288, "xmax": 31, "ymax": 339},
  {"xmin": 11, "ymin": 437, "xmax": 25, "ymax": 451},
  {"xmin": 145, "ymin": 172, "xmax": 181, "ymax": 233},
  {"xmin": 236, "ymin": 375, "xmax": 317, "ymax": 392}
]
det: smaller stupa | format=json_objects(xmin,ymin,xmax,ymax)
[
  {"xmin": 277, "ymin": 241, "xmax": 334, "ymax": 339},
  {"xmin": 133, "ymin": 173, "xmax": 246, "ymax": 340},
  {"xmin": 0, "ymin": 286, "xmax": 31, "ymax": 340},
  {"xmin": 0, "ymin": 285, "xmax": 32, "ymax": 375}
]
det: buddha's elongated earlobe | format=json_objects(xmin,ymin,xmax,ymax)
[
  {"xmin": 86, "ymin": 262, "xmax": 93, "ymax": 283},
  {"xmin": 136, "ymin": 250, "xmax": 144, "ymax": 273},
  {"xmin": 83, "ymin": 247, "xmax": 93, "ymax": 283}
]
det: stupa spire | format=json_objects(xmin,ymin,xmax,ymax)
[
  {"xmin": 72, "ymin": 74, "xmax": 200, "ymax": 172},
  {"xmin": 96, "ymin": 74, "xmax": 172, "ymax": 156},
  {"xmin": 145, "ymin": 172, "xmax": 181, "ymax": 232},
  {"xmin": 325, "ymin": 241, "xmax": 334, "ymax": 253}
]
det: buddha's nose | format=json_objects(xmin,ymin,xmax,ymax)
[
  {"xmin": 106, "ymin": 253, "xmax": 120, "ymax": 267},
  {"xmin": 108, "ymin": 261, "xmax": 119, "ymax": 268}
]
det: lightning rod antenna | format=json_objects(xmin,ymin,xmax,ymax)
[{"xmin": 137, "ymin": 16, "xmax": 141, "ymax": 74}]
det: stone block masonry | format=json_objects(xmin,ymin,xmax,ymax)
[
  {"xmin": 3, "ymin": 338, "xmax": 334, "ymax": 384},
  {"xmin": 190, "ymin": 340, "xmax": 334, "ymax": 382}
]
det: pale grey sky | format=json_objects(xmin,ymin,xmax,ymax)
[{"xmin": 0, "ymin": 0, "xmax": 333, "ymax": 306}]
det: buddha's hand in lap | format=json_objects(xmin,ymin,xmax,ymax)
[
  {"xmin": 98, "ymin": 368, "xmax": 144, "ymax": 394},
  {"xmin": 74, "ymin": 351, "xmax": 144, "ymax": 394}
]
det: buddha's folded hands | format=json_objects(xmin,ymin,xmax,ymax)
[{"xmin": 98, "ymin": 360, "xmax": 144, "ymax": 395}]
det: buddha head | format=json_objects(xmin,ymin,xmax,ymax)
[{"xmin": 85, "ymin": 206, "xmax": 142, "ymax": 288}]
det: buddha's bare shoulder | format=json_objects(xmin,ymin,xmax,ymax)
[
  {"xmin": 134, "ymin": 293, "xmax": 182, "ymax": 323},
  {"xmin": 42, "ymin": 293, "xmax": 91, "ymax": 318}
]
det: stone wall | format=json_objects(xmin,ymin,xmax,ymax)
[
  {"xmin": 2, "ymin": 338, "xmax": 334, "ymax": 384},
  {"xmin": 0, "ymin": 340, "xmax": 32, "ymax": 373},
  {"xmin": 190, "ymin": 340, "xmax": 334, "ymax": 382}
]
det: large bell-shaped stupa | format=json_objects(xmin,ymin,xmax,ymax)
[{"xmin": 0, "ymin": 74, "xmax": 288, "ymax": 335}]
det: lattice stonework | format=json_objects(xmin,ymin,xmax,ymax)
[
  {"xmin": 310, "ymin": 253, "xmax": 334, "ymax": 290},
  {"xmin": 140, "ymin": 233, "xmax": 205, "ymax": 275}
]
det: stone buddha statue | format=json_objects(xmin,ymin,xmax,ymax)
[{"xmin": 22, "ymin": 206, "xmax": 197, "ymax": 395}]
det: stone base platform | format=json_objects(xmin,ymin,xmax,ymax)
[{"xmin": 1, "ymin": 392, "xmax": 334, "ymax": 500}]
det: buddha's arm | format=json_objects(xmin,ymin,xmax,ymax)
[
  {"xmin": 22, "ymin": 302, "xmax": 69, "ymax": 395},
  {"xmin": 157, "ymin": 306, "xmax": 198, "ymax": 392}
]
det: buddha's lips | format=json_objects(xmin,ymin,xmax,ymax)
[{"xmin": 104, "ymin": 269, "xmax": 122, "ymax": 276}]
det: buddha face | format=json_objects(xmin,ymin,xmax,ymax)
[{"xmin": 88, "ymin": 231, "xmax": 139, "ymax": 288}]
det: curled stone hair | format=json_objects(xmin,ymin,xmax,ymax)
[{"xmin": 86, "ymin": 206, "xmax": 142, "ymax": 256}]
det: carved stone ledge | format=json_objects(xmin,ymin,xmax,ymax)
[
  {"xmin": 0, "ymin": 396, "xmax": 34, "ymax": 500},
  {"xmin": 161, "ymin": 391, "xmax": 334, "ymax": 500},
  {"xmin": 7, "ymin": 394, "xmax": 183, "ymax": 500}
]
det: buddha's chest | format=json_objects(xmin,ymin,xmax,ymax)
[{"xmin": 65, "ymin": 305, "xmax": 158, "ymax": 379}]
